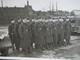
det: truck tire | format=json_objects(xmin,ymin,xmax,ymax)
[{"xmin": 1, "ymin": 49, "xmax": 8, "ymax": 56}]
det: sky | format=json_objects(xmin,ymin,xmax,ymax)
[{"xmin": 0, "ymin": 0, "xmax": 80, "ymax": 12}]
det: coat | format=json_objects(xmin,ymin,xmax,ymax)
[
  {"xmin": 8, "ymin": 23, "xmax": 15, "ymax": 44},
  {"xmin": 59, "ymin": 21, "xmax": 65, "ymax": 44},
  {"xmin": 64, "ymin": 21, "xmax": 71, "ymax": 43},
  {"xmin": 52, "ymin": 22, "xmax": 58, "ymax": 46},
  {"xmin": 34, "ymin": 22, "xmax": 45, "ymax": 45},
  {"xmin": 30, "ymin": 22, "xmax": 35, "ymax": 43},
  {"xmin": 51, "ymin": 22, "xmax": 55, "ymax": 42},
  {"xmin": 46, "ymin": 23, "xmax": 53, "ymax": 43},
  {"xmin": 44, "ymin": 23, "xmax": 53, "ymax": 44},
  {"xmin": 14, "ymin": 22, "xmax": 21, "ymax": 38},
  {"xmin": 19, "ymin": 23, "xmax": 32, "ymax": 50},
  {"xmin": 14, "ymin": 22, "xmax": 21, "ymax": 47}
]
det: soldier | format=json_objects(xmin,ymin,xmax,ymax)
[
  {"xmin": 19, "ymin": 18, "xmax": 32, "ymax": 53},
  {"xmin": 34, "ymin": 19, "xmax": 45, "ymax": 50},
  {"xmin": 52, "ymin": 20, "xmax": 58, "ymax": 47},
  {"xmin": 47, "ymin": 19, "xmax": 53, "ymax": 49},
  {"xmin": 44, "ymin": 19, "xmax": 53, "ymax": 49},
  {"xmin": 8, "ymin": 19, "xmax": 15, "ymax": 51},
  {"xmin": 14, "ymin": 18, "xmax": 22, "ymax": 51},
  {"xmin": 30, "ymin": 19, "xmax": 36, "ymax": 49},
  {"xmin": 51, "ymin": 19, "xmax": 56, "ymax": 47},
  {"xmin": 57, "ymin": 19, "xmax": 62, "ymax": 46},
  {"xmin": 64, "ymin": 18, "xmax": 71, "ymax": 45},
  {"xmin": 40, "ymin": 19, "xmax": 47, "ymax": 50},
  {"xmin": 59, "ymin": 18, "xmax": 65, "ymax": 46}
]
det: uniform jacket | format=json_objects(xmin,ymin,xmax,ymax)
[{"xmin": 19, "ymin": 22, "xmax": 32, "ymax": 49}]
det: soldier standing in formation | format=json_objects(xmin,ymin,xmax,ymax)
[
  {"xmin": 14, "ymin": 18, "xmax": 22, "ymax": 51},
  {"xmin": 19, "ymin": 19, "xmax": 32, "ymax": 53},
  {"xmin": 58, "ymin": 18, "xmax": 65, "ymax": 46},
  {"xmin": 51, "ymin": 20, "xmax": 58, "ymax": 47},
  {"xmin": 34, "ymin": 19, "xmax": 45, "ymax": 50},
  {"xmin": 64, "ymin": 19, "xmax": 71, "ymax": 45},
  {"xmin": 45, "ymin": 19, "xmax": 53, "ymax": 49},
  {"xmin": 8, "ymin": 19, "xmax": 15, "ymax": 51}
]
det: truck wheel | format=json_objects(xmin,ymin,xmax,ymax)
[{"xmin": 1, "ymin": 49, "xmax": 8, "ymax": 56}]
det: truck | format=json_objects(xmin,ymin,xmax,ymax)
[
  {"xmin": 0, "ymin": 27, "xmax": 12, "ymax": 56},
  {"xmin": 70, "ymin": 16, "xmax": 80, "ymax": 33}
]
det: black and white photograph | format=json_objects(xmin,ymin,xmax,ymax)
[{"xmin": 0, "ymin": 0, "xmax": 80, "ymax": 60}]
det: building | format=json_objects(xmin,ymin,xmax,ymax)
[{"xmin": 0, "ymin": 0, "xmax": 35, "ymax": 25}]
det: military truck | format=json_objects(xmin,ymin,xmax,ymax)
[
  {"xmin": 70, "ymin": 16, "xmax": 80, "ymax": 33},
  {"xmin": 0, "ymin": 27, "xmax": 12, "ymax": 56}
]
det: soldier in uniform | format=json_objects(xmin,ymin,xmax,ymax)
[
  {"xmin": 59, "ymin": 18, "xmax": 65, "ymax": 46},
  {"xmin": 8, "ymin": 19, "xmax": 15, "ymax": 51},
  {"xmin": 14, "ymin": 18, "xmax": 22, "ymax": 51},
  {"xmin": 44, "ymin": 19, "xmax": 53, "ymax": 49},
  {"xmin": 41, "ymin": 19, "xmax": 47, "ymax": 50},
  {"xmin": 57, "ymin": 19, "xmax": 63, "ymax": 47},
  {"xmin": 34, "ymin": 19, "xmax": 45, "ymax": 50},
  {"xmin": 30, "ymin": 19, "xmax": 36, "ymax": 49},
  {"xmin": 47, "ymin": 19, "xmax": 53, "ymax": 49},
  {"xmin": 64, "ymin": 18, "xmax": 71, "ymax": 45},
  {"xmin": 51, "ymin": 20, "xmax": 56, "ymax": 47},
  {"xmin": 52, "ymin": 20, "xmax": 58, "ymax": 47},
  {"xmin": 19, "ymin": 18, "xmax": 32, "ymax": 53}
]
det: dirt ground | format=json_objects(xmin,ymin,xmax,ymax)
[{"xmin": 7, "ymin": 35, "xmax": 80, "ymax": 60}]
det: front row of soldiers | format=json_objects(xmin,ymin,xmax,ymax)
[{"xmin": 8, "ymin": 18, "xmax": 71, "ymax": 54}]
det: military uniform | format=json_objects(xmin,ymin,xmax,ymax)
[
  {"xmin": 30, "ymin": 21, "xmax": 35, "ymax": 48},
  {"xmin": 34, "ymin": 22, "xmax": 45, "ymax": 49},
  {"xmin": 51, "ymin": 21, "xmax": 56, "ymax": 47},
  {"xmin": 45, "ymin": 23, "xmax": 53, "ymax": 44},
  {"xmin": 53, "ymin": 21, "xmax": 58, "ymax": 47},
  {"xmin": 43, "ymin": 21, "xmax": 53, "ymax": 49},
  {"xmin": 14, "ymin": 22, "xmax": 21, "ymax": 50},
  {"xmin": 64, "ymin": 20, "xmax": 71, "ymax": 45},
  {"xmin": 8, "ymin": 23, "xmax": 15, "ymax": 50},
  {"xmin": 59, "ymin": 20, "xmax": 65, "ymax": 45},
  {"xmin": 19, "ymin": 22, "xmax": 32, "ymax": 52}
]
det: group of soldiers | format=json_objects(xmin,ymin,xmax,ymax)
[{"xmin": 8, "ymin": 17, "xmax": 71, "ymax": 54}]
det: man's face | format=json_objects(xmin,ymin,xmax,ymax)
[
  {"xmin": 11, "ymin": 20, "xmax": 15, "ymax": 23},
  {"xmin": 59, "ymin": 19, "xmax": 63, "ymax": 22},
  {"xmin": 23, "ymin": 19, "xmax": 30, "ymax": 23},
  {"xmin": 18, "ymin": 19, "xmax": 21, "ymax": 22}
]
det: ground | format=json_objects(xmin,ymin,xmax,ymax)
[{"xmin": 0, "ymin": 26, "xmax": 80, "ymax": 60}]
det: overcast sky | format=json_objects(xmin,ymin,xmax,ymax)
[{"xmin": 0, "ymin": 0, "xmax": 80, "ymax": 11}]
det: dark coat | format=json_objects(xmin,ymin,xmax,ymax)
[
  {"xmin": 19, "ymin": 23, "xmax": 32, "ymax": 50},
  {"xmin": 14, "ymin": 22, "xmax": 21, "ymax": 47},
  {"xmin": 46, "ymin": 23, "xmax": 53, "ymax": 43},
  {"xmin": 8, "ymin": 23, "xmax": 15, "ymax": 44},
  {"xmin": 43, "ymin": 23, "xmax": 53, "ymax": 44},
  {"xmin": 30, "ymin": 22, "xmax": 35, "ymax": 43},
  {"xmin": 59, "ymin": 21, "xmax": 65, "ymax": 44},
  {"xmin": 14, "ymin": 22, "xmax": 21, "ymax": 38},
  {"xmin": 64, "ymin": 21, "xmax": 71, "ymax": 43},
  {"xmin": 51, "ymin": 22, "xmax": 55, "ymax": 41},
  {"xmin": 34, "ymin": 22, "xmax": 45, "ymax": 45},
  {"xmin": 52, "ymin": 22, "xmax": 58, "ymax": 46}
]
